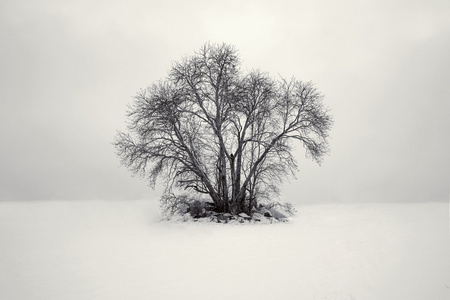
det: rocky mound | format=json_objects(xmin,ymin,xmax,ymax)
[{"xmin": 168, "ymin": 202, "xmax": 290, "ymax": 224}]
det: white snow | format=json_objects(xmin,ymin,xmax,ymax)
[{"xmin": 1, "ymin": 200, "xmax": 449, "ymax": 300}]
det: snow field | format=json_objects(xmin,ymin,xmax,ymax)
[{"xmin": 1, "ymin": 200, "xmax": 449, "ymax": 300}]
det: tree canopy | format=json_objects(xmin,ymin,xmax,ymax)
[{"xmin": 114, "ymin": 43, "xmax": 333, "ymax": 215}]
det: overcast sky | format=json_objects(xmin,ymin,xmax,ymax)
[{"xmin": 1, "ymin": 0, "xmax": 449, "ymax": 203}]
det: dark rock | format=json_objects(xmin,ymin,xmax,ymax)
[{"xmin": 221, "ymin": 213, "xmax": 238, "ymax": 220}]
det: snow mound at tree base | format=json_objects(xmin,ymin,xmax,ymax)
[{"xmin": 165, "ymin": 203, "xmax": 291, "ymax": 224}]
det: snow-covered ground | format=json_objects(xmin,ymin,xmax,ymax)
[{"xmin": 1, "ymin": 200, "xmax": 449, "ymax": 300}]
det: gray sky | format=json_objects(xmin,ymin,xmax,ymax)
[{"xmin": 1, "ymin": 0, "xmax": 449, "ymax": 203}]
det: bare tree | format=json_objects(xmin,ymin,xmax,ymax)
[{"xmin": 114, "ymin": 43, "xmax": 333, "ymax": 215}]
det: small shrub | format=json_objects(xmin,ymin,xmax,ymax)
[
  {"xmin": 264, "ymin": 201, "xmax": 297, "ymax": 216},
  {"xmin": 189, "ymin": 200, "xmax": 207, "ymax": 218},
  {"xmin": 160, "ymin": 193, "xmax": 190, "ymax": 219}
]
